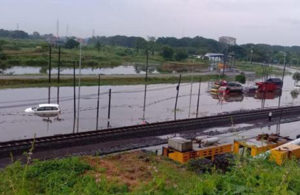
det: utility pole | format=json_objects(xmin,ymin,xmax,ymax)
[
  {"xmin": 278, "ymin": 52, "xmax": 287, "ymax": 108},
  {"xmin": 188, "ymin": 71, "xmax": 193, "ymax": 118},
  {"xmin": 281, "ymin": 52, "xmax": 287, "ymax": 83},
  {"xmin": 57, "ymin": 46, "xmax": 61, "ymax": 105},
  {"xmin": 96, "ymin": 74, "xmax": 101, "ymax": 130},
  {"xmin": 73, "ymin": 61, "xmax": 76, "ymax": 133},
  {"xmin": 250, "ymin": 49, "xmax": 253, "ymax": 64},
  {"xmin": 222, "ymin": 52, "xmax": 226, "ymax": 76},
  {"xmin": 142, "ymin": 49, "xmax": 149, "ymax": 121},
  {"xmin": 76, "ymin": 43, "xmax": 82, "ymax": 133},
  {"xmin": 196, "ymin": 78, "xmax": 201, "ymax": 118},
  {"xmin": 276, "ymin": 52, "xmax": 287, "ymax": 135},
  {"xmin": 56, "ymin": 19, "xmax": 59, "ymax": 39},
  {"xmin": 66, "ymin": 24, "xmax": 69, "ymax": 38},
  {"xmin": 107, "ymin": 89, "xmax": 111, "ymax": 128},
  {"xmin": 48, "ymin": 45, "xmax": 52, "ymax": 104},
  {"xmin": 174, "ymin": 74, "xmax": 182, "ymax": 120}
]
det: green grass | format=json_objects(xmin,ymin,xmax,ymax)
[
  {"xmin": 0, "ymin": 74, "xmax": 228, "ymax": 89},
  {"xmin": 0, "ymin": 158, "xmax": 127, "ymax": 194},
  {"xmin": 0, "ymin": 38, "xmax": 164, "ymax": 69},
  {"xmin": 0, "ymin": 152, "xmax": 299, "ymax": 194}
]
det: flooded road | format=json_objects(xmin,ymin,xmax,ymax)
[{"xmin": 0, "ymin": 74, "xmax": 299, "ymax": 142}]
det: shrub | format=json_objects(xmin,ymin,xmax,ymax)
[
  {"xmin": 290, "ymin": 89, "xmax": 299, "ymax": 99},
  {"xmin": 65, "ymin": 39, "xmax": 79, "ymax": 49},
  {"xmin": 293, "ymin": 72, "xmax": 300, "ymax": 84},
  {"xmin": 235, "ymin": 72, "xmax": 246, "ymax": 84},
  {"xmin": 175, "ymin": 49, "xmax": 188, "ymax": 61},
  {"xmin": 187, "ymin": 158, "xmax": 213, "ymax": 174},
  {"xmin": 161, "ymin": 46, "xmax": 174, "ymax": 60}
]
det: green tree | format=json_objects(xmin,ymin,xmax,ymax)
[
  {"xmin": 147, "ymin": 36, "xmax": 156, "ymax": 55},
  {"xmin": 292, "ymin": 72, "xmax": 300, "ymax": 85},
  {"xmin": 235, "ymin": 72, "xmax": 246, "ymax": 84},
  {"xmin": 175, "ymin": 49, "xmax": 188, "ymax": 61},
  {"xmin": 0, "ymin": 44, "xmax": 5, "ymax": 60},
  {"xmin": 95, "ymin": 41, "xmax": 101, "ymax": 53},
  {"xmin": 64, "ymin": 38, "xmax": 79, "ymax": 49},
  {"xmin": 135, "ymin": 38, "xmax": 147, "ymax": 53},
  {"xmin": 161, "ymin": 46, "xmax": 174, "ymax": 60},
  {"xmin": 291, "ymin": 89, "xmax": 299, "ymax": 99},
  {"xmin": 32, "ymin": 31, "xmax": 40, "ymax": 39},
  {"xmin": 0, "ymin": 44, "xmax": 7, "ymax": 71}
]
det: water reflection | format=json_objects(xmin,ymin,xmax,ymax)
[
  {"xmin": 254, "ymin": 89, "xmax": 282, "ymax": 100},
  {"xmin": 2, "ymin": 65, "xmax": 160, "ymax": 75},
  {"xmin": 210, "ymin": 88, "xmax": 282, "ymax": 103},
  {"xmin": 211, "ymin": 92, "xmax": 244, "ymax": 102}
]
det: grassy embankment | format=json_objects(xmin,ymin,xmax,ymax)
[
  {"xmin": 0, "ymin": 38, "xmax": 162, "ymax": 69},
  {"xmin": 0, "ymin": 38, "xmax": 208, "ymax": 70},
  {"xmin": 0, "ymin": 74, "xmax": 227, "ymax": 89},
  {"xmin": 0, "ymin": 151, "xmax": 299, "ymax": 194},
  {"xmin": 0, "ymin": 38, "xmax": 213, "ymax": 89},
  {"xmin": 236, "ymin": 61, "xmax": 286, "ymax": 76}
]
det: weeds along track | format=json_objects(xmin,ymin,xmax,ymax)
[{"xmin": 0, "ymin": 106, "xmax": 300, "ymax": 158}]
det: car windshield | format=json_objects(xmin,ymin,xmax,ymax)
[{"xmin": 37, "ymin": 106, "xmax": 59, "ymax": 111}]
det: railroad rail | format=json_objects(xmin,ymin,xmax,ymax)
[{"xmin": 1, "ymin": 106, "xmax": 300, "ymax": 158}]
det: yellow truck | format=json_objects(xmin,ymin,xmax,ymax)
[
  {"xmin": 163, "ymin": 134, "xmax": 291, "ymax": 164},
  {"xmin": 163, "ymin": 137, "xmax": 233, "ymax": 163},
  {"xmin": 233, "ymin": 134, "xmax": 291, "ymax": 157},
  {"xmin": 269, "ymin": 138, "xmax": 300, "ymax": 165}
]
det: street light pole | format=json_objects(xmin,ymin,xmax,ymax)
[
  {"xmin": 276, "ymin": 52, "xmax": 287, "ymax": 135},
  {"xmin": 142, "ymin": 49, "xmax": 149, "ymax": 121},
  {"xmin": 250, "ymin": 49, "xmax": 253, "ymax": 64},
  {"xmin": 76, "ymin": 43, "xmax": 82, "ymax": 133},
  {"xmin": 281, "ymin": 52, "xmax": 287, "ymax": 82}
]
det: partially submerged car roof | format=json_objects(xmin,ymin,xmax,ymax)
[
  {"xmin": 227, "ymin": 82, "xmax": 242, "ymax": 85},
  {"xmin": 266, "ymin": 78, "xmax": 282, "ymax": 82},
  {"xmin": 38, "ymin": 104, "xmax": 59, "ymax": 108}
]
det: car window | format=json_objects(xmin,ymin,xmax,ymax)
[{"xmin": 37, "ymin": 107, "xmax": 45, "ymax": 111}]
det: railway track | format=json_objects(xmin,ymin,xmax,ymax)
[{"xmin": 1, "ymin": 106, "xmax": 300, "ymax": 158}]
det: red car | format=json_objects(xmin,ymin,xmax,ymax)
[{"xmin": 256, "ymin": 78, "xmax": 283, "ymax": 92}]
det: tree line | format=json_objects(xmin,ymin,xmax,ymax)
[{"xmin": 1, "ymin": 28, "xmax": 300, "ymax": 64}]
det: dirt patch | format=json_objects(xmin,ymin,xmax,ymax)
[{"xmin": 83, "ymin": 151, "xmax": 160, "ymax": 190}]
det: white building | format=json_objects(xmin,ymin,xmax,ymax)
[{"xmin": 204, "ymin": 53, "xmax": 224, "ymax": 71}]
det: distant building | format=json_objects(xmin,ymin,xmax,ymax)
[
  {"xmin": 219, "ymin": 36, "xmax": 236, "ymax": 45},
  {"xmin": 204, "ymin": 53, "xmax": 223, "ymax": 61},
  {"xmin": 205, "ymin": 53, "xmax": 224, "ymax": 71}
]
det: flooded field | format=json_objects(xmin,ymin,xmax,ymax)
[
  {"xmin": 2, "ymin": 65, "xmax": 159, "ymax": 75},
  {"xmin": 0, "ymin": 73, "xmax": 299, "ymax": 142}
]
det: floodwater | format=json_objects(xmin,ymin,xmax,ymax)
[
  {"xmin": 2, "ymin": 65, "xmax": 159, "ymax": 75},
  {"xmin": 0, "ymin": 72, "xmax": 299, "ymax": 142},
  {"xmin": 217, "ymin": 121, "xmax": 300, "ymax": 143},
  {"xmin": 146, "ymin": 121, "xmax": 300, "ymax": 155}
]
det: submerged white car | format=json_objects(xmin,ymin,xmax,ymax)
[{"xmin": 25, "ymin": 104, "xmax": 61, "ymax": 117}]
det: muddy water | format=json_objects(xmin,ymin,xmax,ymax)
[
  {"xmin": 2, "ymin": 65, "xmax": 159, "ymax": 75},
  {"xmin": 215, "ymin": 121, "xmax": 300, "ymax": 144},
  {"xmin": 0, "ymin": 74, "xmax": 299, "ymax": 142}
]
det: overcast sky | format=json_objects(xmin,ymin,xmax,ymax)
[{"xmin": 1, "ymin": 0, "xmax": 300, "ymax": 46}]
